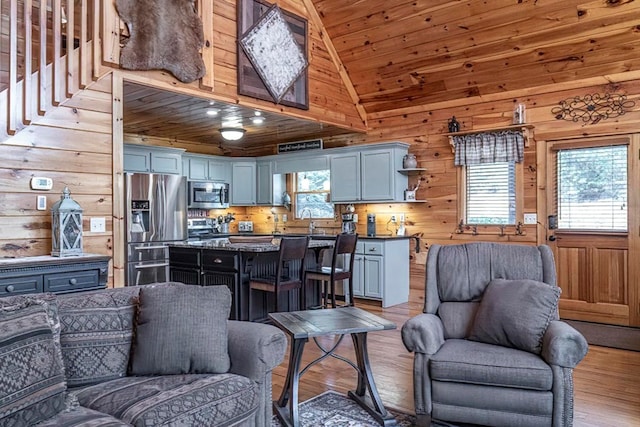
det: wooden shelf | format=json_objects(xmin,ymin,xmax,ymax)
[
  {"xmin": 446, "ymin": 124, "xmax": 534, "ymax": 153},
  {"xmin": 398, "ymin": 168, "xmax": 427, "ymax": 175}
]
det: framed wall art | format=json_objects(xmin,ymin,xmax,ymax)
[{"xmin": 237, "ymin": 0, "xmax": 309, "ymax": 110}]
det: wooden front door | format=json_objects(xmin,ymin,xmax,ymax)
[{"xmin": 544, "ymin": 135, "xmax": 640, "ymax": 327}]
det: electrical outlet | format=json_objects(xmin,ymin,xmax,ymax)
[
  {"xmin": 90, "ymin": 217, "xmax": 106, "ymax": 233},
  {"xmin": 282, "ymin": 214, "xmax": 287, "ymax": 222},
  {"xmin": 523, "ymin": 213, "xmax": 537, "ymax": 224},
  {"xmin": 399, "ymin": 213, "xmax": 405, "ymax": 222}
]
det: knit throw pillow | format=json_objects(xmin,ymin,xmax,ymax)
[
  {"xmin": 129, "ymin": 285, "xmax": 231, "ymax": 375},
  {"xmin": 468, "ymin": 278, "xmax": 561, "ymax": 354}
]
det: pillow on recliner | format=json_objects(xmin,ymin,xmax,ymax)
[
  {"xmin": 468, "ymin": 278, "xmax": 560, "ymax": 354},
  {"xmin": 129, "ymin": 285, "xmax": 231, "ymax": 375}
]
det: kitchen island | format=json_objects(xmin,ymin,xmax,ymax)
[
  {"xmin": 169, "ymin": 234, "xmax": 413, "ymax": 319},
  {"xmin": 169, "ymin": 239, "xmax": 332, "ymax": 321}
]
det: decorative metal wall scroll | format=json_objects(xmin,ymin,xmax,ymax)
[{"xmin": 551, "ymin": 93, "xmax": 635, "ymax": 124}]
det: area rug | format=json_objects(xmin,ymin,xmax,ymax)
[{"xmin": 271, "ymin": 390, "xmax": 454, "ymax": 426}]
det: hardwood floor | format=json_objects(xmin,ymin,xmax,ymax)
[{"xmin": 271, "ymin": 287, "xmax": 640, "ymax": 426}]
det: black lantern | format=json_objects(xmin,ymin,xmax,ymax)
[{"xmin": 51, "ymin": 187, "xmax": 83, "ymax": 257}]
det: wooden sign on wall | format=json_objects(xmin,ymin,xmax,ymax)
[{"xmin": 237, "ymin": 0, "xmax": 309, "ymax": 110}]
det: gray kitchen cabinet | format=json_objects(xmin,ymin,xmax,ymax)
[
  {"xmin": 351, "ymin": 239, "xmax": 409, "ymax": 307},
  {"xmin": 184, "ymin": 154, "xmax": 231, "ymax": 182},
  {"xmin": 330, "ymin": 152, "xmax": 361, "ymax": 202},
  {"xmin": 256, "ymin": 160, "xmax": 285, "ymax": 205},
  {"xmin": 329, "ymin": 142, "xmax": 408, "ymax": 203},
  {"xmin": 124, "ymin": 144, "xmax": 184, "ymax": 175},
  {"xmin": 231, "ymin": 160, "xmax": 257, "ymax": 205}
]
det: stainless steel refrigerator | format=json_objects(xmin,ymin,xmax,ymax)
[{"xmin": 125, "ymin": 173, "xmax": 187, "ymax": 286}]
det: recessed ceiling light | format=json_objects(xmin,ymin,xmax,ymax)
[
  {"xmin": 206, "ymin": 108, "xmax": 219, "ymax": 116},
  {"xmin": 251, "ymin": 116, "xmax": 265, "ymax": 125}
]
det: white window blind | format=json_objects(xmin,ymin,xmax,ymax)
[
  {"xmin": 556, "ymin": 145, "xmax": 627, "ymax": 231},
  {"xmin": 466, "ymin": 162, "xmax": 516, "ymax": 224}
]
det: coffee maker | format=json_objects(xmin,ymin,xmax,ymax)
[{"xmin": 341, "ymin": 204, "xmax": 357, "ymax": 234}]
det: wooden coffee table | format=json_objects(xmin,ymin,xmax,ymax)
[{"xmin": 268, "ymin": 307, "xmax": 397, "ymax": 426}]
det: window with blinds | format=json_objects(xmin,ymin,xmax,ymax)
[
  {"xmin": 556, "ymin": 145, "xmax": 627, "ymax": 231},
  {"xmin": 465, "ymin": 162, "xmax": 516, "ymax": 224}
]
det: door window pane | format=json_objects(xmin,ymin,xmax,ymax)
[{"xmin": 557, "ymin": 146, "xmax": 627, "ymax": 231}]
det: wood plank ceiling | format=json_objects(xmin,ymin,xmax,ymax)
[
  {"xmin": 122, "ymin": 82, "xmax": 354, "ymax": 155},
  {"xmin": 311, "ymin": 0, "xmax": 640, "ymax": 114},
  {"xmin": 123, "ymin": 0, "xmax": 640, "ymax": 150}
]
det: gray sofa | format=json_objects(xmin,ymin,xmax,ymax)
[
  {"xmin": 0, "ymin": 283, "xmax": 287, "ymax": 427},
  {"xmin": 402, "ymin": 242, "xmax": 588, "ymax": 427}
]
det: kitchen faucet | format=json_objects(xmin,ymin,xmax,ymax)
[{"xmin": 300, "ymin": 207, "xmax": 315, "ymax": 234}]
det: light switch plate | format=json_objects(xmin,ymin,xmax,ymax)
[
  {"xmin": 90, "ymin": 217, "xmax": 106, "ymax": 232},
  {"xmin": 36, "ymin": 196, "xmax": 47, "ymax": 210},
  {"xmin": 523, "ymin": 213, "xmax": 537, "ymax": 224}
]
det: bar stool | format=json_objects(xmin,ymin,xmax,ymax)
[
  {"xmin": 248, "ymin": 236, "xmax": 309, "ymax": 321},
  {"xmin": 305, "ymin": 233, "xmax": 358, "ymax": 308}
]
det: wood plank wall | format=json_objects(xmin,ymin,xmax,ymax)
[{"xmin": 0, "ymin": 74, "xmax": 114, "ymax": 275}]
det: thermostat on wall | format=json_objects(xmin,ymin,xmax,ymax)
[{"xmin": 30, "ymin": 177, "xmax": 53, "ymax": 190}]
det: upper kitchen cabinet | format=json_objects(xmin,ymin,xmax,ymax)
[
  {"xmin": 231, "ymin": 160, "xmax": 257, "ymax": 206},
  {"xmin": 124, "ymin": 144, "xmax": 184, "ymax": 175},
  {"xmin": 183, "ymin": 154, "xmax": 231, "ymax": 182},
  {"xmin": 330, "ymin": 142, "xmax": 409, "ymax": 203},
  {"xmin": 256, "ymin": 160, "xmax": 285, "ymax": 206},
  {"xmin": 330, "ymin": 152, "xmax": 360, "ymax": 202}
]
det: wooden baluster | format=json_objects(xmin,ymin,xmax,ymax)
[
  {"xmin": 7, "ymin": 0, "xmax": 18, "ymax": 133},
  {"xmin": 65, "ymin": 0, "xmax": 75, "ymax": 97},
  {"xmin": 80, "ymin": 0, "xmax": 88, "ymax": 88},
  {"xmin": 92, "ymin": 0, "xmax": 100, "ymax": 79},
  {"xmin": 52, "ymin": 0, "xmax": 62, "ymax": 105},
  {"xmin": 39, "ymin": 0, "xmax": 48, "ymax": 114},
  {"xmin": 23, "ymin": 0, "xmax": 33, "ymax": 124}
]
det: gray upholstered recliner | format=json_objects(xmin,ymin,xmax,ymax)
[{"xmin": 402, "ymin": 242, "xmax": 588, "ymax": 427}]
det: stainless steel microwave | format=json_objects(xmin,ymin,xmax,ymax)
[{"xmin": 187, "ymin": 181, "xmax": 229, "ymax": 209}]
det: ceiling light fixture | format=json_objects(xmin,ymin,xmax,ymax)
[
  {"xmin": 206, "ymin": 108, "xmax": 219, "ymax": 116},
  {"xmin": 219, "ymin": 128, "xmax": 246, "ymax": 141}
]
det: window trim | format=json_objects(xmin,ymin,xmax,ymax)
[
  {"xmin": 546, "ymin": 135, "xmax": 630, "ymax": 234},
  {"xmin": 457, "ymin": 161, "xmax": 524, "ymax": 226}
]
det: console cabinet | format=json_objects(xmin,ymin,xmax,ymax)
[
  {"xmin": 352, "ymin": 239, "xmax": 409, "ymax": 307},
  {"xmin": 0, "ymin": 254, "xmax": 111, "ymax": 297}
]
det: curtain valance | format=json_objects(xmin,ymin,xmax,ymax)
[{"xmin": 453, "ymin": 130, "xmax": 525, "ymax": 166}]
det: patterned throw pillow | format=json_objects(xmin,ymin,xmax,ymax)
[
  {"xmin": 0, "ymin": 299, "xmax": 68, "ymax": 426},
  {"xmin": 129, "ymin": 285, "xmax": 232, "ymax": 375},
  {"xmin": 57, "ymin": 287, "xmax": 140, "ymax": 388}
]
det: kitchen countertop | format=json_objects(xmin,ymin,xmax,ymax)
[
  {"xmin": 190, "ymin": 233, "xmax": 414, "ymax": 241},
  {"xmin": 170, "ymin": 239, "xmax": 333, "ymax": 252}
]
